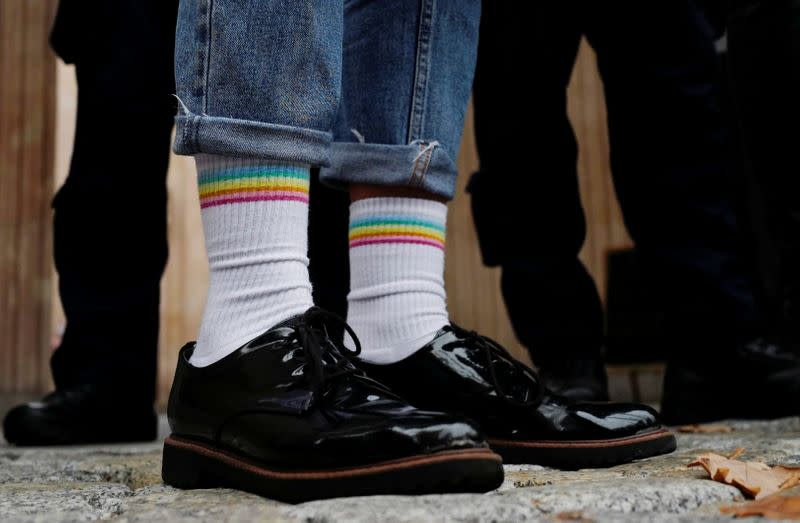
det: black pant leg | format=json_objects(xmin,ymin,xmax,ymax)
[
  {"xmin": 308, "ymin": 170, "xmax": 350, "ymax": 339},
  {"xmin": 726, "ymin": 0, "xmax": 800, "ymax": 353},
  {"xmin": 50, "ymin": 0, "xmax": 178, "ymax": 405},
  {"xmin": 584, "ymin": 0, "xmax": 762, "ymax": 358},
  {"xmin": 469, "ymin": 2, "xmax": 602, "ymax": 366}
]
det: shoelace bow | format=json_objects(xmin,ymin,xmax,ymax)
[
  {"xmin": 457, "ymin": 328, "xmax": 546, "ymax": 408},
  {"xmin": 291, "ymin": 307, "xmax": 363, "ymax": 399},
  {"xmin": 210, "ymin": 308, "xmax": 363, "ymax": 443}
]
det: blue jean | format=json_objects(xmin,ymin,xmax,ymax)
[{"xmin": 173, "ymin": 0, "xmax": 480, "ymax": 199}]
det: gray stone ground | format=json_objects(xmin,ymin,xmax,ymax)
[{"xmin": 1, "ymin": 416, "xmax": 799, "ymax": 522}]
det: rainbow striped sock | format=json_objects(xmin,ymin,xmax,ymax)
[
  {"xmin": 190, "ymin": 154, "xmax": 314, "ymax": 367},
  {"xmin": 197, "ymin": 159, "xmax": 310, "ymax": 209},
  {"xmin": 346, "ymin": 197, "xmax": 449, "ymax": 364},
  {"xmin": 349, "ymin": 214, "xmax": 446, "ymax": 250}
]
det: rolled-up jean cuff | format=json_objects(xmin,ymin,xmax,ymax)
[
  {"xmin": 319, "ymin": 142, "xmax": 459, "ymax": 200},
  {"xmin": 173, "ymin": 113, "xmax": 332, "ymax": 166}
]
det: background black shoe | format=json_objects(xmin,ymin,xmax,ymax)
[
  {"xmin": 162, "ymin": 308, "xmax": 503, "ymax": 503},
  {"xmin": 3, "ymin": 384, "xmax": 157, "ymax": 446},
  {"xmin": 360, "ymin": 324, "xmax": 676, "ymax": 469},
  {"xmin": 538, "ymin": 358, "xmax": 610, "ymax": 402},
  {"xmin": 661, "ymin": 338, "xmax": 800, "ymax": 425}
]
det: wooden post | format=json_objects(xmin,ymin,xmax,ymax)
[{"xmin": 0, "ymin": 0, "xmax": 57, "ymax": 394}]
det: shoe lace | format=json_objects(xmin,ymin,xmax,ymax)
[
  {"xmin": 457, "ymin": 328, "xmax": 546, "ymax": 408},
  {"xmin": 291, "ymin": 307, "xmax": 363, "ymax": 399}
]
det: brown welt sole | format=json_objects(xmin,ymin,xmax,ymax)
[
  {"xmin": 488, "ymin": 428, "xmax": 677, "ymax": 468},
  {"xmin": 162, "ymin": 435, "xmax": 504, "ymax": 503}
]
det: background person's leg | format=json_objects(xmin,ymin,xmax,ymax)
[
  {"xmin": 468, "ymin": 0, "xmax": 607, "ymax": 400},
  {"xmin": 583, "ymin": 0, "xmax": 761, "ymax": 360},
  {"xmin": 726, "ymin": 0, "xmax": 800, "ymax": 355},
  {"xmin": 3, "ymin": 0, "xmax": 178, "ymax": 446},
  {"xmin": 51, "ymin": 0, "xmax": 177, "ymax": 409},
  {"xmin": 308, "ymin": 171, "xmax": 350, "ymax": 326},
  {"xmin": 583, "ymin": 0, "xmax": 800, "ymax": 423}
]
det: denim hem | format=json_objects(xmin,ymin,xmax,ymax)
[
  {"xmin": 173, "ymin": 113, "xmax": 332, "ymax": 166},
  {"xmin": 319, "ymin": 142, "xmax": 458, "ymax": 200}
]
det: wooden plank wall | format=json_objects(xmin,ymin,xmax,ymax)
[
  {"xmin": 12, "ymin": 37, "xmax": 633, "ymax": 402},
  {"xmin": 0, "ymin": 0, "xmax": 58, "ymax": 394}
]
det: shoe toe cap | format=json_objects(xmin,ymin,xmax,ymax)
[
  {"xmin": 383, "ymin": 411, "xmax": 488, "ymax": 453},
  {"xmin": 570, "ymin": 402, "xmax": 663, "ymax": 437}
]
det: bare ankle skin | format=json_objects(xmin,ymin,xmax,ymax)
[{"xmin": 349, "ymin": 183, "xmax": 447, "ymax": 203}]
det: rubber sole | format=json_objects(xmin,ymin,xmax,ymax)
[
  {"xmin": 488, "ymin": 428, "xmax": 677, "ymax": 468},
  {"xmin": 162, "ymin": 435, "xmax": 505, "ymax": 503}
]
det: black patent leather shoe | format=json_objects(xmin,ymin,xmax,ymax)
[
  {"xmin": 661, "ymin": 338, "xmax": 800, "ymax": 425},
  {"xmin": 162, "ymin": 308, "xmax": 503, "ymax": 503},
  {"xmin": 360, "ymin": 324, "xmax": 676, "ymax": 469},
  {"xmin": 3, "ymin": 385, "xmax": 157, "ymax": 446}
]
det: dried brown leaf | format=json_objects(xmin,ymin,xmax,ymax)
[
  {"xmin": 678, "ymin": 424, "xmax": 734, "ymax": 433},
  {"xmin": 688, "ymin": 453, "xmax": 800, "ymax": 500},
  {"xmin": 720, "ymin": 495, "xmax": 800, "ymax": 520},
  {"xmin": 728, "ymin": 447, "xmax": 746, "ymax": 460}
]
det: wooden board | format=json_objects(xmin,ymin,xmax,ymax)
[{"xmin": 0, "ymin": 0, "xmax": 57, "ymax": 393}]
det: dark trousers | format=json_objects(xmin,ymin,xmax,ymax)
[
  {"xmin": 725, "ymin": 0, "xmax": 800, "ymax": 352},
  {"xmin": 49, "ymin": 0, "xmax": 177, "ymax": 405},
  {"xmin": 48, "ymin": 0, "xmax": 349, "ymax": 405},
  {"xmin": 469, "ymin": 0, "xmax": 761, "ymax": 367}
]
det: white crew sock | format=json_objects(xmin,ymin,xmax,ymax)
[
  {"xmin": 346, "ymin": 197, "xmax": 450, "ymax": 364},
  {"xmin": 190, "ymin": 154, "xmax": 314, "ymax": 367}
]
